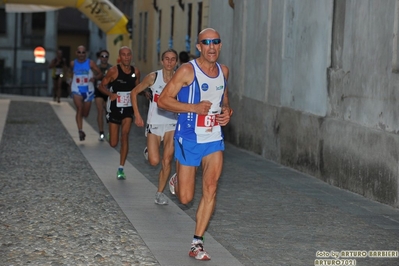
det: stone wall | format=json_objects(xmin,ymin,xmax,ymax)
[{"xmin": 209, "ymin": 0, "xmax": 399, "ymax": 207}]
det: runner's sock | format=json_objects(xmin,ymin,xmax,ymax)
[{"xmin": 193, "ymin": 235, "xmax": 203, "ymax": 242}]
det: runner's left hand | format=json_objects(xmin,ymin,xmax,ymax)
[{"xmin": 216, "ymin": 107, "xmax": 233, "ymax": 126}]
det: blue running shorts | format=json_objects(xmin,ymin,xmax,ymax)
[
  {"xmin": 72, "ymin": 90, "xmax": 94, "ymax": 102},
  {"xmin": 174, "ymin": 137, "xmax": 224, "ymax": 167}
]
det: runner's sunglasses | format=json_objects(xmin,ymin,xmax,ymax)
[{"xmin": 199, "ymin": 39, "xmax": 221, "ymax": 45}]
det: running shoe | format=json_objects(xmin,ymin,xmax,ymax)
[
  {"xmin": 116, "ymin": 169, "xmax": 126, "ymax": 180},
  {"xmin": 169, "ymin": 173, "xmax": 177, "ymax": 195},
  {"xmin": 79, "ymin": 130, "xmax": 86, "ymax": 141},
  {"xmin": 154, "ymin": 192, "xmax": 168, "ymax": 205},
  {"xmin": 99, "ymin": 133, "xmax": 105, "ymax": 141},
  {"xmin": 143, "ymin": 146, "xmax": 148, "ymax": 160},
  {"xmin": 189, "ymin": 240, "xmax": 211, "ymax": 260}
]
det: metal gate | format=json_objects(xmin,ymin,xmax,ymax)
[{"xmin": 0, "ymin": 61, "xmax": 49, "ymax": 96}]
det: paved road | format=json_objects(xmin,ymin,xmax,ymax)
[{"xmin": 1, "ymin": 94, "xmax": 399, "ymax": 266}]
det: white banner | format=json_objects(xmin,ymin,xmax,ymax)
[
  {"xmin": 5, "ymin": 4, "xmax": 63, "ymax": 13},
  {"xmin": 3, "ymin": 0, "xmax": 128, "ymax": 34}
]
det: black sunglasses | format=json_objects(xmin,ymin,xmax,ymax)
[
  {"xmin": 199, "ymin": 39, "xmax": 221, "ymax": 45},
  {"xmin": 77, "ymin": 51, "xmax": 86, "ymax": 54},
  {"xmin": 100, "ymin": 55, "xmax": 109, "ymax": 58}
]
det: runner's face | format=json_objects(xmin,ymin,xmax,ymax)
[
  {"xmin": 76, "ymin": 48, "xmax": 86, "ymax": 60},
  {"xmin": 119, "ymin": 49, "xmax": 132, "ymax": 67},
  {"xmin": 161, "ymin": 52, "xmax": 177, "ymax": 71},
  {"xmin": 196, "ymin": 30, "xmax": 222, "ymax": 63},
  {"xmin": 100, "ymin": 53, "xmax": 109, "ymax": 63}
]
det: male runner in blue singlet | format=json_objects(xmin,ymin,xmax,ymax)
[
  {"xmin": 70, "ymin": 45, "xmax": 102, "ymax": 141},
  {"xmin": 158, "ymin": 28, "xmax": 233, "ymax": 261}
]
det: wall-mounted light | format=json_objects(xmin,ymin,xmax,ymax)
[
  {"xmin": 153, "ymin": 0, "xmax": 159, "ymax": 12},
  {"xmin": 178, "ymin": 0, "xmax": 184, "ymax": 10}
]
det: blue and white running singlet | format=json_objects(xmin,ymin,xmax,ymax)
[
  {"xmin": 71, "ymin": 59, "xmax": 94, "ymax": 101},
  {"xmin": 174, "ymin": 59, "xmax": 226, "ymax": 143}
]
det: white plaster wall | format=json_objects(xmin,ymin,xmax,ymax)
[
  {"xmin": 210, "ymin": 0, "xmax": 332, "ymax": 116},
  {"xmin": 335, "ymin": 1, "xmax": 398, "ymax": 132},
  {"xmin": 242, "ymin": 0, "xmax": 270, "ymax": 102},
  {"xmin": 280, "ymin": 0, "xmax": 332, "ymax": 116},
  {"xmin": 206, "ymin": 0, "xmax": 399, "ymax": 206},
  {"xmin": 207, "ymin": 1, "xmax": 234, "ymax": 74}
]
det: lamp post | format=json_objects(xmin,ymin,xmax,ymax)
[{"xmin": 13, "ymin": 13, "xmax": 18, "ymax": 85}]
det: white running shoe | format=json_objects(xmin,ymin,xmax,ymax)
[
  {"xmin": 169, "ymin": 173, "xmax": 177, "ymax": 195},
  {"xmin": 155, "ymin": 192, "xmax": 168, "ymax": 205},
  {"xmin": 143, "ymin": 146, "xmax": 148, "ymax": 161},
  {"xmin": 189, "ymin": 240, "xmax": 211, "ymax": 260}
]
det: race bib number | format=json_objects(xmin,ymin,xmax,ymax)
[
  {"xmin": 117, "ymin": 91, "xmax": 131, "ymax": 107},
  {"xmin": 75, "ymin": 75, "xmax": 89, "ymax": 86},
  {"xmin": 55, "ymin": 68, "xmax": 63, "ymax": 75},
  {"xmin": 153, "ymin": 93, "xmax": 160, "ymax": 103},
  {"xmin": 195, "ymin": 114, "xmax": 220, "ymax": 134}
]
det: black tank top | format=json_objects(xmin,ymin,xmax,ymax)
[
  {"xmin": 110, "ymin": 65, "xmax": 137, "ymax": 93},
  {"xmin": 99, "ymin": 64, "xmax": 112, "ymax": 77},
  {"xmin": 55, "ymin": 59, "xmax": 65, "ymax": 68}
]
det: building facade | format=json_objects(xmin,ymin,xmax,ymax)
[
  {"xmin": 131, "ymin": 0, "xmax": 210, "ymax": 76},
  {"xmin": 207, "ymin": 0, "xmax": 399, "ymax": 208},
  {"xmin": 0, "ymin": 0, "xmax": 133, "ymax": 96}
]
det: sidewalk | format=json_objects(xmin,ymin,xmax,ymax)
[{"xmin": 1, "ymin": 94, "xmax": 399, "ymax": 266}]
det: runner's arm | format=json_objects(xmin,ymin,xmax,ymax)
[
  {"xmin": 158, "ymin": 64, "xmax": 210, "ymax": 115},
  {"xmin": 98, "ymin": 66, "xmax": 118, "ymax": 99},
  {"xmin": 134, "ymin": 67, "xmax": 141, "ymax": 86},
  {"xmin": 217, "ymin": 64, "xmax": 233, "ymax": 126},
  {"xmin": 90, "ymin": 60, "xmax": 103, "ymax": 81},
  {"xmin": 131, "ymin": 72, "xmax": 156, "ymax": 127}
]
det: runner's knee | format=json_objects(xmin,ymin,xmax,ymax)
[
  {"xmin": 161, "ymin": 156, "xmax": 172, "ymax": 168},
  {"xmin": 109, "ymin": 138, "xmax": 118, "ymax": 147},
  {"xmin": 202, "ymin": 181, "xmax": 218, "ymax": 198},
  {"xmin": 148, "ymin": 157, "xmax": 160, "ymax": 166},
  {"xmin": 179, "ymin": 193, "xmax": 194, "ymax": 205}
]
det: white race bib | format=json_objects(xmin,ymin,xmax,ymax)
[
  {"xmin": 117, "ymin": 91, "xmax": 131, "ymax": 107},
  {"xmin": 194, "ymin": 107, "xmax": 221, "ymax": 135},
  {"xmin": 75, "ymin": 75, "xmax": 89, "ymax": 86}
]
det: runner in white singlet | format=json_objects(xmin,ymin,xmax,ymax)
[{"xmin": 130, "ymin": 49, "xmax": 178, "ymax": 205}]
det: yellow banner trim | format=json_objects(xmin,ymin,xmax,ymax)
[
  {"xmin": 75, "ymin": 0, "xmax": 85, "ymax": 8},
  {"xmin": 107, "ymin": 16, "xmax": 128, "ymax": 35}
]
